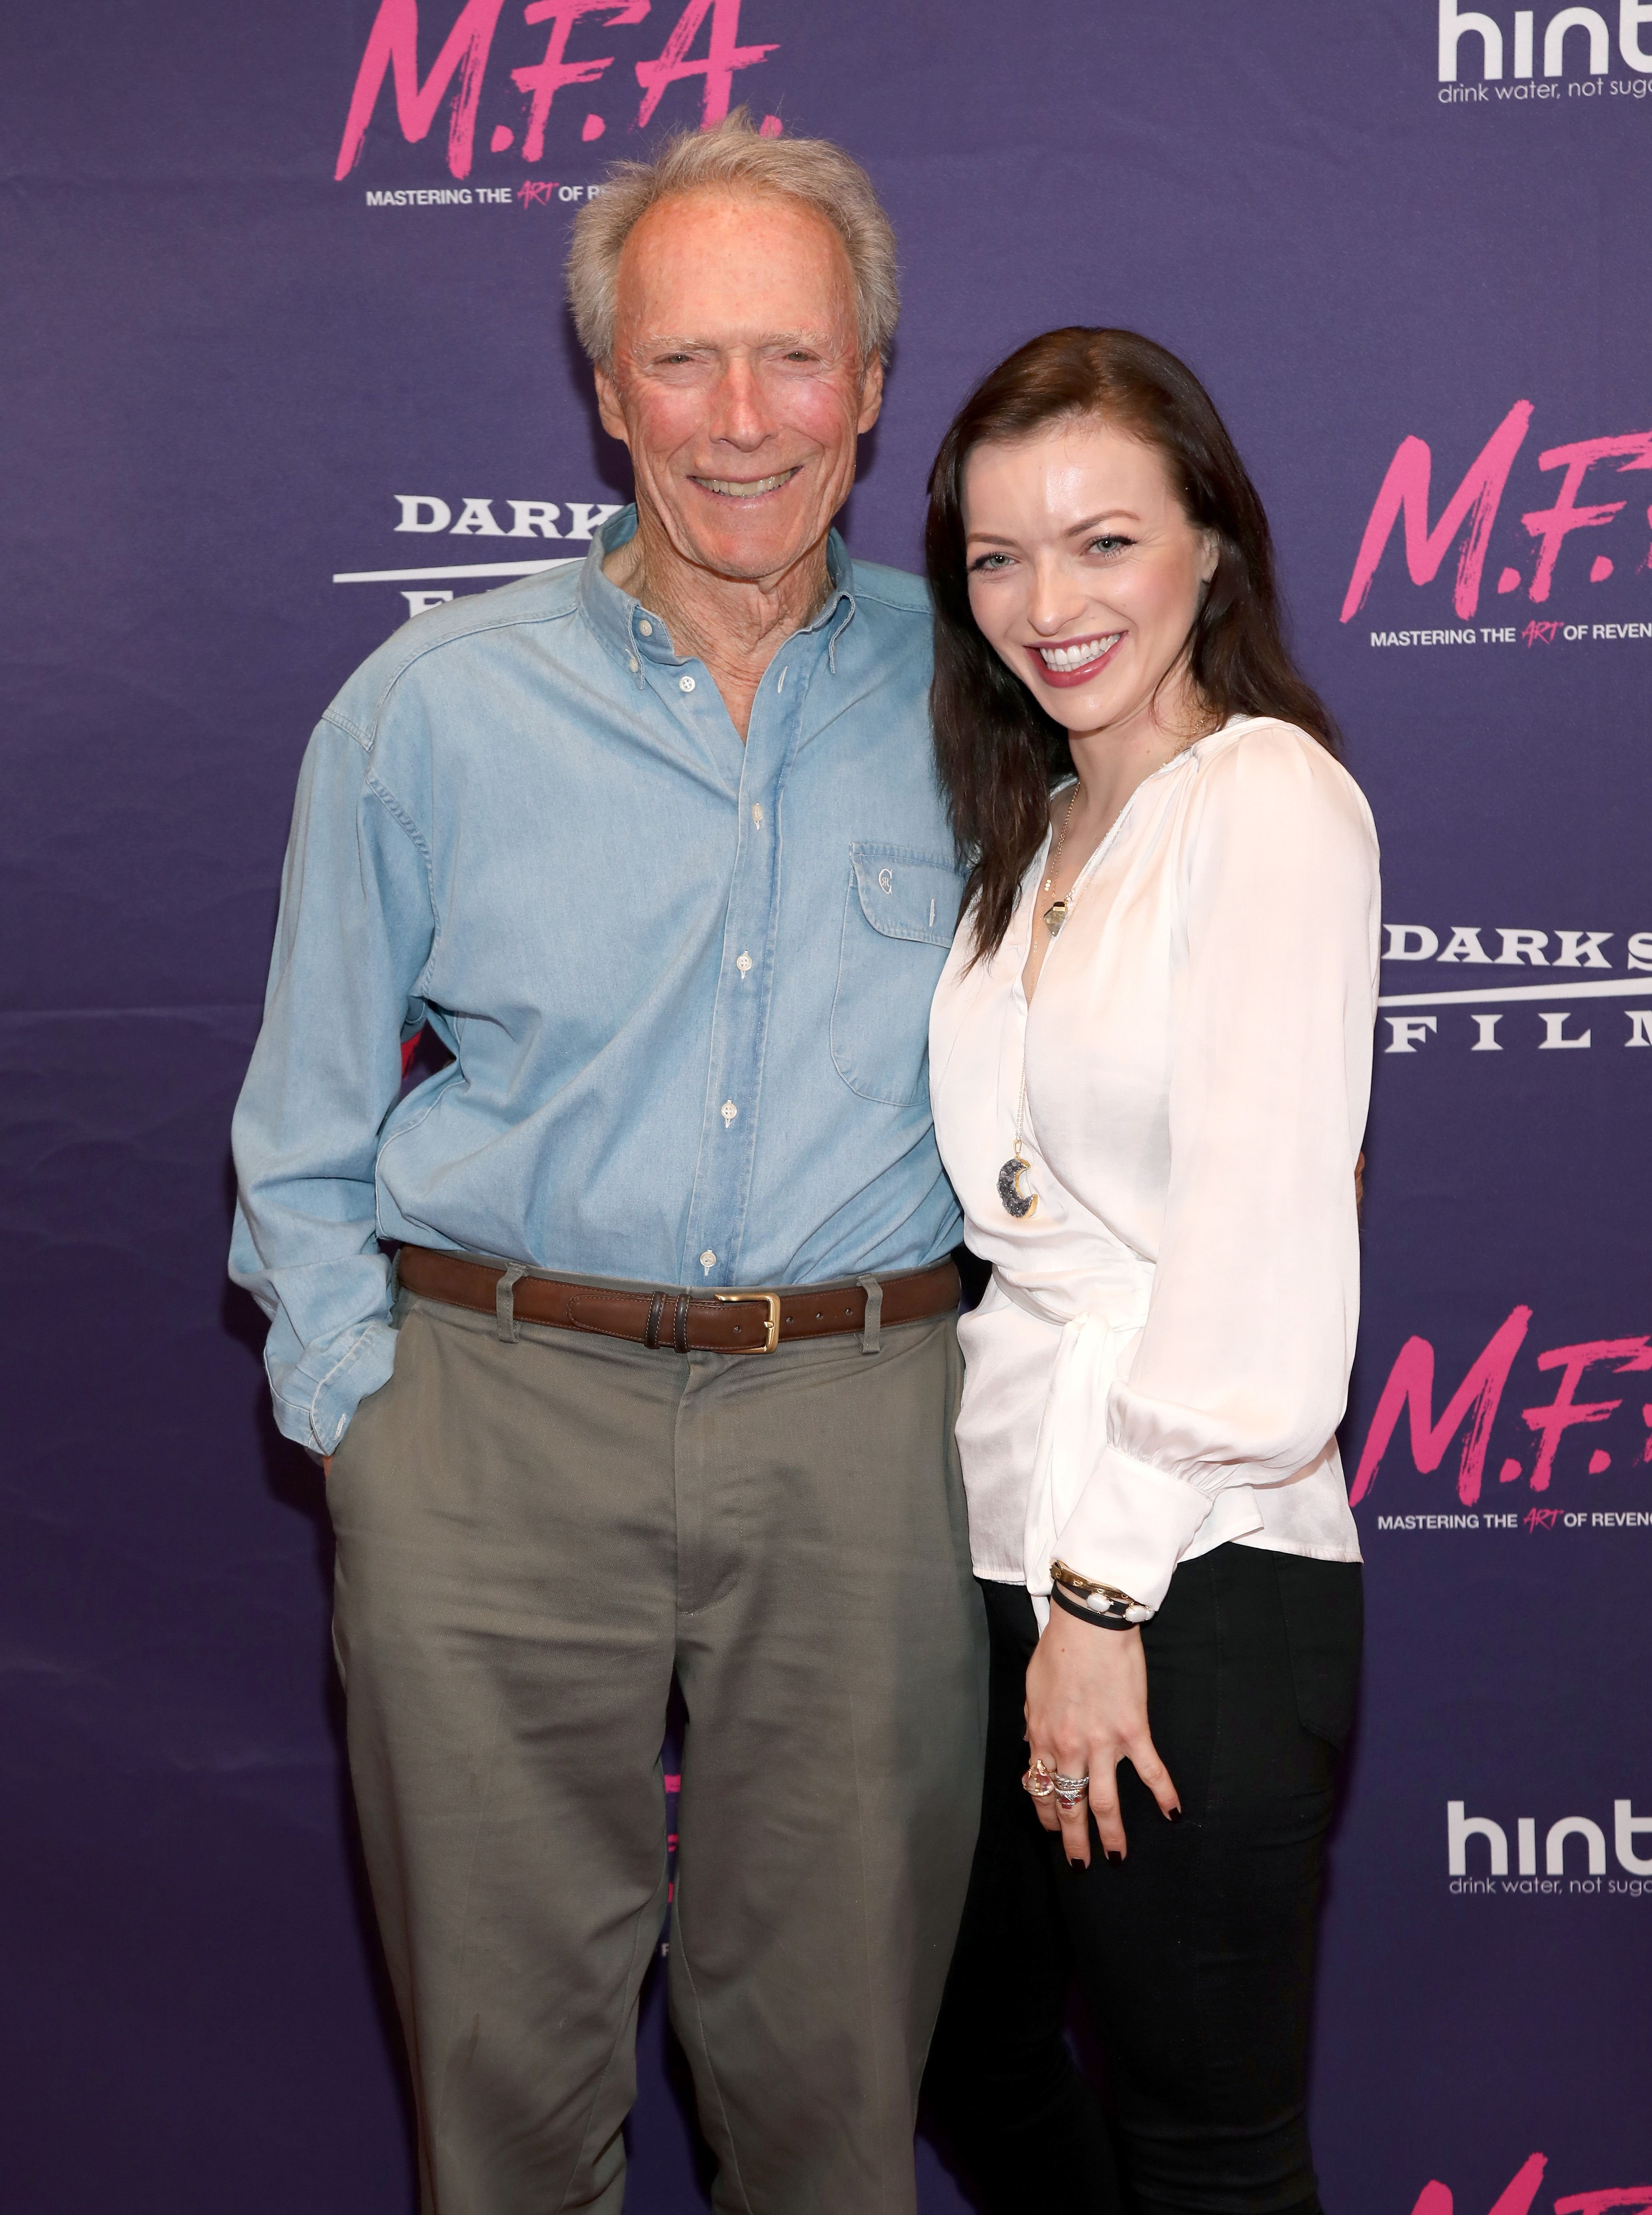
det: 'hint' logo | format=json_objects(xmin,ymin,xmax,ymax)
[
  {"xmin": 1439, "ymin": 0, "xmax": 1652, "ymax": 81},
  {"xmin": 1447, "ymin": 1799, "xmax": 1652, "ymax": 1881}
]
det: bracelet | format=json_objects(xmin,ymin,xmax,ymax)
[
  {"xmin": 1049, "ymin": 1558, "xmax": 1153, "ymax": 1626},
  {"xmin": 1050, "ymin": 1582, "xmax": 1135, "ymax": 1630}
]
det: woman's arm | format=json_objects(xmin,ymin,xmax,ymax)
[
  {"xmin": 1050, "ymin": 721, "xmax": 1380, "ymax": 1613},
  {"xmin": 1023, "ymin": 721, "xmax": 1380, "ymax": 1859}
]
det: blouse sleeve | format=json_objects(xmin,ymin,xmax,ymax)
[{"xmin": 1050, "ymin": 722, "xmax": 1380, "ymax": 1613}]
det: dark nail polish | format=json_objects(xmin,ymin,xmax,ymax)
[
  {"xmin": 1105, "ymin": 1849, "xmax": 1123, "ymax": 1865},
  {"xmin": 1066, "ymin": 1856, "xmax": 1087, "ymax": 1874},
  {"xmin": 1167, "ymin": 1807, "xmax": 1183, "ymax": 1824}
]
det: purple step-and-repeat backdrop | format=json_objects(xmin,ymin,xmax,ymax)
[{"xmin": 4, "ymin": 4, "xmax": 1648, "ymax": 2209}]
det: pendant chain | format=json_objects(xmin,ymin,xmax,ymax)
[
  {"xmin": 1040, "ymin": 783, "xmax": 1082, "ymax": 941},
  {"xmin": 1013, "ymin": 784, "xmax": 1081, "ymax": 1169},
  {"xmin": 1041, "ymin": 783, "xmax": 1080, "ymax": 895},
  {"xmin": 1011, "ymin": 1067, "xmax": 1032, "ymax": 1161},
  {"xmin": 997, "ymin": 785, "xmax": 1088, "ymax": 1220}
]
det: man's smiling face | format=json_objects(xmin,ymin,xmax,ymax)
[{"xmin": 595, "ymin": 186, "xmax": 882, "ymax": 591}]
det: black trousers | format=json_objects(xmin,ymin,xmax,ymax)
[{"xmin": 923, "ymin": 1544, "xmax": 1361, "ymax": 2215}]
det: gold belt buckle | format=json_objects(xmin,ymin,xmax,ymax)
[{"xmin": 713, "ymin": 1289, "xmax": 782, "ymax": 1353}]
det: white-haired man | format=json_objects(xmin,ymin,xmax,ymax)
[{"xmin": 231, "ymin": 115, "xmax": 985, "ymax": 2213}]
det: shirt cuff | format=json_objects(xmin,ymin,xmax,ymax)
[
  {"xmin": 267, "ymin": 1317, "xmax": 398, "ymax": 1459},
  {"xmin": 1051, "ymin": 1445, "xmax": 1218, "ymax": 1616}
]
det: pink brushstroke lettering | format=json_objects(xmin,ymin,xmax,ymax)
[
  {"xmin": 1412, "ymin": 2154, "xmax": 1549, "ymax": 2215},
  {"xmin": 1491, "ymin": 2157, "xmax": 1551, "ymax": 2215},
  {"xmin": 1521, "ymin": 433, "xmax": 1652, "ymax": 603},
  {"xmin": 513, "ymin": 0, "xmax": 647, "ymax": 164},
  {"xmin": 337, "ymin": 0, "xmax": 782, "ymax": 178},
  {"xmin": 635, "ymin": 0, "xmax": 778, "ymax": 127},
  {"xmin": 1521, "ymin": 1337, "xmax": 1652, "ymax": 1491},
  {"xmin": 336, "ymin": 0, "xmax": 510, "ymax": 181},
  {"xmin": 1350, "ymin": 1306, "xmax": 1532, "ymax": 1507},
  {"xmin": 1340, "ymin": 401, "xmax": 1532, "ymax": 623}
]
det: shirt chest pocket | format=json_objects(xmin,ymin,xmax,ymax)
[{"xmin": 830, "ymin": 843, "xmax": 961, "ymax": 1107}]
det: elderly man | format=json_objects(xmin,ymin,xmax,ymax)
[{"xmin": 231, "ymin": 115, "xmax": 984, "ymax": 2213}]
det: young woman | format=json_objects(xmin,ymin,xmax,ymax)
[{"xmin": 921, "ymin": 328, "xmax": 1378, "ymax": 2215}]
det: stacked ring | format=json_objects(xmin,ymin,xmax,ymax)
[{"xmin": 1053, "ymin": 1770, "xmax": 1090, "ymax": 1810}]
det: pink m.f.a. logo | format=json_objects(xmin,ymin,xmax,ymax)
[
  {"xmin": 1412, "ymin": 2155, "xmax": 1652, "ymax": 2215},
  {"xmin": 1340, "ymin": 405, "xmax": 1652, "ymax": 620},
  {"xmin": 335, "ymin": 0, "xmax": 780, "ymax": 181},
  {"xmin": 1350, "ymin": 1307, "xmax": 1652, "ymax": 1506}
]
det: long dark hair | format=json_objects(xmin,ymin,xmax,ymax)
[{"xmin": 927, "ymin": 327, "xmax": 1340, "ymax": 961}]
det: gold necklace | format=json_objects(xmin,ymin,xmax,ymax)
[
  {"xmin": 1040, "ymin": 784, "xmax": 1080, "ymax": 938},
  {"xmin": 997, "ymin": 787, "xmax": 1083, "ymax": 1220}
]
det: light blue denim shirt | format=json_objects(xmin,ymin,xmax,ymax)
[{"xmin": 230, "ymin": 511, "xmax": 965, "ymax": 1455}]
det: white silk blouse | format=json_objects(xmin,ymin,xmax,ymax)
[{"xmin": 928, "ymin": 716, "xmax": 1380, "ymax": 1619}]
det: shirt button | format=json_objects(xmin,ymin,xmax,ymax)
[
  {"xmin": 721, "ymin": 1100, "xmax": 739, "ymax": 1125},
  {"xmin": 699, "ymin": 1249, "xmax": 717, "ymax": 1272},
  {"xmin": 627, "ymin": 656, "xmax": 639, "ymax": 673},
  {"xmin": 736, "ymin": 952, "xmax": 753, "ymax": 977},
  {"xmin": 679, "ymin": 674, "xmax": 696, "ymax": 693},
  {"xmin": 637, "ymin": 619, "xmax": 653, "ymax": 637},
  {"xmin": 751, "ymin": 803, "xmax": 764, "ymax": 828}
]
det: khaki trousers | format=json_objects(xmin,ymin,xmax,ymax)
[{"xmin": 328, "ymin": 1285, "xmax": 987, "ymax": 2215}]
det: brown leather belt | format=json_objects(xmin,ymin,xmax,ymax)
[{"xmin": 395, "ymin": 1245, "xmax": 961, "ymax": 1355}]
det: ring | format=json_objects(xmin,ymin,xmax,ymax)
[
  {"xmin": 1053, "ymin": 1772, "xmax": 1090, "ymax": 1794},
  {"xmin": 1023, "ymin": 1758, "xmax": 1056, "ymax": 1800}
]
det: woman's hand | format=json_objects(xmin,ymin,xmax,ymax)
[{"xmin": 1024, "ymin": 1609, "xmax": 1179, "ymax": 1866}]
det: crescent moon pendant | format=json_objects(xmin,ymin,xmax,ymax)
[{"xmin": 997, "ymin": 1150, "xmax": 1038, "ymax": 1219}]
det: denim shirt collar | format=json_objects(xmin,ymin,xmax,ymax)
[{"xmin": 577, "ymin": 504, "xmax": 858, "ymax": 673}]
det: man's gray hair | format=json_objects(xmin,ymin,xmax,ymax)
[{"xmin": 567, "ymin": 110, "xmax": 899, "ymax": 370}]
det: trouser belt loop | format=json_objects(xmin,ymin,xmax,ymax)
[
  {"xmin": 672, "ymin": 1293, "xmax": 691, "ymax": 1355},
  {"xmin": 495, "ymin": 1262, "xmax": 528, "ymax": 1345},
  {"xmin": 856, "ymin": 1275, "xmax": 884, "ymax": 1355}
]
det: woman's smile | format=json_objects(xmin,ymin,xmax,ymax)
[{"xmin": 1026, "ymin": 630, "xmax": 1124, "ymax": 686}]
